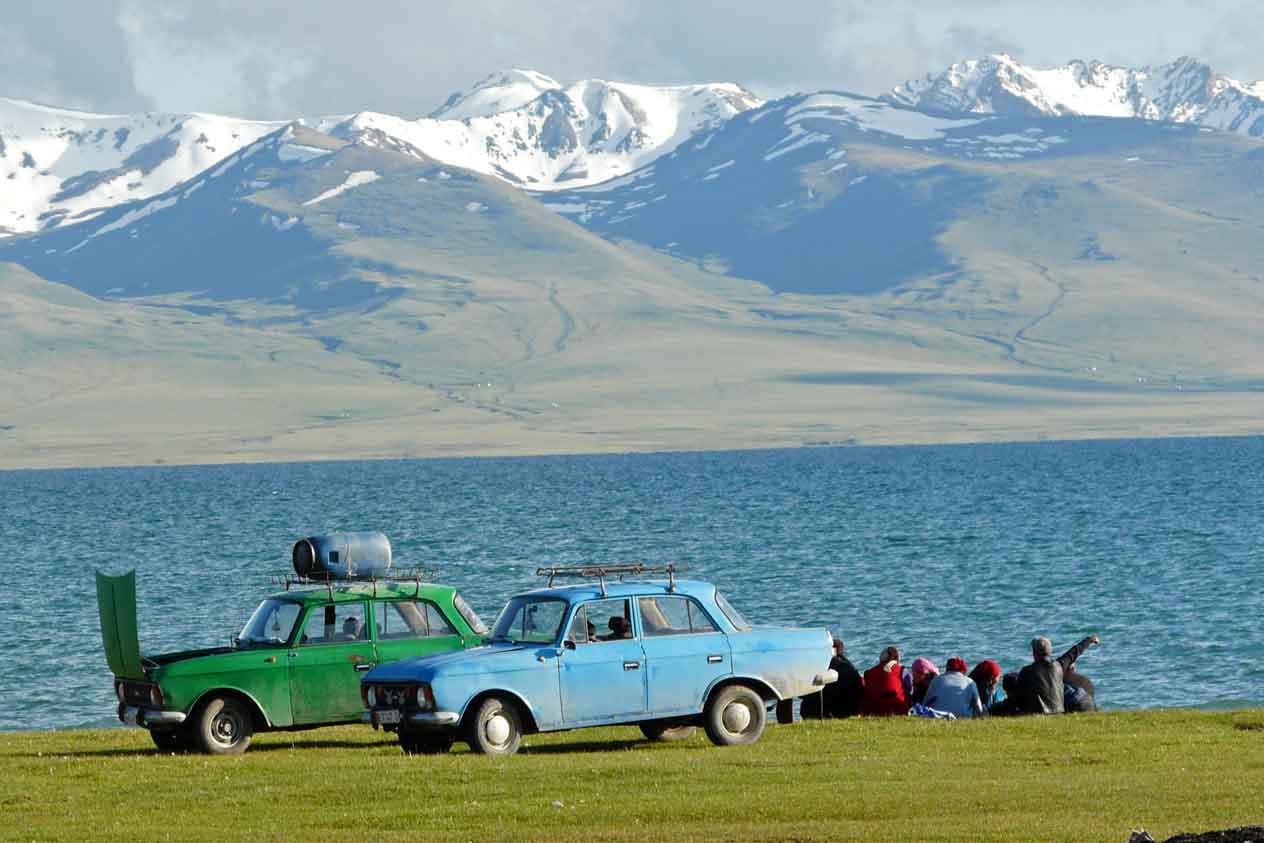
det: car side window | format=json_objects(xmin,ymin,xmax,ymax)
[
  {"xmin": 639, "ymin": 596, "xmax": 718, "ymax": 636},
  {"xmin": 572, "ymin": 598, "xmax": 633, "ymax": 643},
  {"xmin": 300, "ymin": 602, "xmax": 367, "ymax": 645},
  {"xmin": 374, "ymin": 600, "xmax": 458, "ymax": 640}
]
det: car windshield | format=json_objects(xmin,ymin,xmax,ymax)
[
  {"xmin": 237, "ymin": 598, "xmax": 302, "ymax": 646},
  {"xmin": 488, "ymin": 597, "xmax": 568, "ymax": 644}
]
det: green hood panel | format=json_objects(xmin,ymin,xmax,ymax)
[{"xmin": 96, "ymin": 570, "xmax": 144, "ymax": 679}]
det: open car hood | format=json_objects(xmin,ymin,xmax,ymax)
[{"xmin": 96, "ymin": 570, "xmax": 145, "ymax": 680}]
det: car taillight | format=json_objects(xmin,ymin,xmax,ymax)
[{"xmin": 148, "ymin": 684, "xmax": 163, "ymax": 707}]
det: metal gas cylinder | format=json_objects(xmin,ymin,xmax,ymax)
[{"xmin": 292, "ymin": 532, "xmax": 392, "ymax": 579}]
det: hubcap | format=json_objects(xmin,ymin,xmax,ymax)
[
  {"xmin": 485, "ymin": 713, "xmax": 511, "ymax": 746},
  {"xmin": 213, "ymin": 711, "xmax": 240, "ymax": 745},
  {"xmin": 722, "ymin": 701, "xmax": 752, "ymax": 733}
]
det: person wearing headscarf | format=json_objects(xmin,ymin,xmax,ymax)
[
  {"xmin": 1015, "ymin": 634, "xmax": 1100, "ymax": 714},
  {"xmin": 969, "ymin": 659, "xmax": 1004, "ymax": 710},
  {"xmin": 908, "ymin": 656, "xmax": 940, "ymax": 706},
  {"xmin": 801, "ymin": 635, "xmax": 864, "ymax": 718},
  {"xmin": 860, "ymin": 646, "xmax": 908, "ymax": 716},
  {"xmin": 923, "ymin": 656, "xmax": 985, "ymax": 718}
]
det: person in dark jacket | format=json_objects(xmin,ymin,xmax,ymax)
[
  {"xmin": 988, "ymin": 672, "xmax": 1023, "ymax": 716},
  {"xmin": 800, "ymin": 637, "xmax": 864, "ymax": 718},
  {"xmin": 1015, "ymin": 634, "xmax": 1100, "ymax": 714}
]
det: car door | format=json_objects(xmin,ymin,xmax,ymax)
[
  {"xmin": 288, "ymin": 600, "xmax": 375, "ymax": 724},
  {"xmin": 371, "ymin": 598, "xmax": 465, "ymax": 666},
  {"xmin": 637, "ymin": 595, "xmax": 731, "ymax": 715},
  {"xmin": 558, "ymin": 597, "xmax": 647, "ymax": 724}
]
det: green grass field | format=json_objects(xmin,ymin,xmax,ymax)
[{"xmin": 4, "ymin": 710, "xmax": 1261, "ymax": 842}]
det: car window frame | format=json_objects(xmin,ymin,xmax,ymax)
[
  {"xmin": 567, "ymin": 597, "xmax": 635, "ymax": 645},
  {"xmin": 297, "ymin": 600, "xmax": 369, "ymax": 647},
  {"xmin": 638, "ymin": 595, "xmax": 722, "ymax": 638}
]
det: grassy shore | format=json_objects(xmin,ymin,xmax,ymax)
[{"xmin": 3, "ymin": 709, "xmax": 1262, "ymax": 842}]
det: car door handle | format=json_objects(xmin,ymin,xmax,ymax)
[
  {"xmin": 354, "ymin": 663, "xmax": 372, "ymax": 672},
  {"xmin": 623, "ymin": 661, "xmax": 641, "ymax": 671},
  {"xmin": 707, "ymin": 655, "xmax": 723, "ymax": 664}
]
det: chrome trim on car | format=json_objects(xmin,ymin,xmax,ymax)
[
  {"xmin": 120, "ymin": 705, "xmax": 188, "ymax": 727},
  {"xmin": 407, "ymin": 710, "xmax": 460, "ymax": 726}
]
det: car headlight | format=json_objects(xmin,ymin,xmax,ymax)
[
  {"xmin": 115, "ymin": 680, "xmax": 124, "ymax": 703},
  {"xmin": 147, "ymin": 684, "xmax": 163, "ymax": 708},
  {"xmin": 367, "ymin": 686, "xmax": 377, "ymax": 707}
]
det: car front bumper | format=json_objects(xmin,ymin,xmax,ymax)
[
  {"xmin": 118, "ymin": 703, "xmax": 187, "ymax": 728},
  {"xmin": 363, "ymin": 709, "xmax": 460, "ymax": 729}
]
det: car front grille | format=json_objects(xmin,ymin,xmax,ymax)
[
  {"xmin": 120, "ymin": 681, "xmax": 157, "ymax": 707},
  {"xmin": 373, "ymin": 685, "xmax": 411, "ymax": 708}
]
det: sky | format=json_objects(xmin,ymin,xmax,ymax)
[{"xmin": 3, "ymin": 0, "xmax": 1263, "ymax": 119}]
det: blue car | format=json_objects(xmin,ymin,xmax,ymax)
[{"xmin": 361, "ymin": 566, "xmax": 836, "ymax": 755}]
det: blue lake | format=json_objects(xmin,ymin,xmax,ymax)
[{"xmin": 2, "ymin": 437, "xmax": 1262, "ymax": 731}]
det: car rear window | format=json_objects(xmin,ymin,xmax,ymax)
[
  {"xmin": 453, "ymin": 593, "xmax": 488, "ymax": 634},
  {"xmin": 714, "ymin": 590, "xmax": 751, "ymax": 631}
]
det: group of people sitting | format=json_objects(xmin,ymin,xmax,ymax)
[{"xmin": 801, "ymin": 633, "xmax": 1101, "ymax": 720}]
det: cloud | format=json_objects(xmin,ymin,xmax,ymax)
[
  {"xmin": 0, "ymin": 0, "xmax": 149, "ymax": 111},
  {"xmin": 3, "ymin": 1, "xmax": 1262, "ymax": 118}
]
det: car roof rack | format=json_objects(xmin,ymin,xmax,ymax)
[
  {"xmin": 270, "ymin": 567, "xmax": 439, "ymax": 600},
  {"xmin": 535, "ymin": 563, "xmax": 683, "ymax": 596}
]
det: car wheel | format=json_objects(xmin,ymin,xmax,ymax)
[
  {"xmin": 465, "ymin": 696, "xmax": 522, "ymax": 756},
  {"xmin": 193, "ymin": 695, "xmax": 254, "ymax": 755},
  {"xmin": 775, "ymin": 699, "xmax": 795, "ymax": 725},
  {"xmin": 704, "ymin": 685, "xmax": 767, "ymax": 747},
  {"xmin": 149, "ymin": 727, "xmax": 188, "ymax": 753},
  {"xmin": 639, "ymin": 723, "xmax": 697, "ymax": 742},
  {"xmin": 400, "ymin": 731, "xmax": 453, "ymax": 755}
]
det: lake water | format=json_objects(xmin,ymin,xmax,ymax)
[{"xmin": 2, "ymin": 437, "xmax": 1261, "ymax": 731}]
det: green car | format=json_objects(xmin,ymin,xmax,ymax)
[{"xmin": 98, "ymin": 559, "xmax": 487, "ymax": 755}]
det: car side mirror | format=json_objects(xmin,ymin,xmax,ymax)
[{"xmin": 563, "ymin": 639, "xmax": 576, "ymax": 650}]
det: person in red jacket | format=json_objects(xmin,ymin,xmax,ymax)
[{"xmin": 860, "ymin": 646, "xmax": 909, "ymax": 715}]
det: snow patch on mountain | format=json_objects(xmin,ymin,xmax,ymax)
[
  {"xmin": 318, "ymin": 73, "xmax": 762, "ymax": 189},
  {"xmin": 0, "ymin": 97, "xmax": 284, "ymax": 236},
  {"xmin": 302, "ymin": 170, "xmax": 380, "ymax": 206},
  {"xmin": 889, "ymin": 54, "xmax": 1264, "ymax": 137}
]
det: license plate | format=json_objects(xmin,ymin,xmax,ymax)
[{"xmin": 377, "ymin": 709, "xmax": 401, "ymax": 725}]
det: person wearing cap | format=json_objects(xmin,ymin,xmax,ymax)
[
  {"xmin": 860, "ymin": 646, "xmax": 908, "ymax": 716},
  {"xmin": 908, "ymin": 656, "xmax": 939, "ymax": 706},
  {"xmin": 1015, "ymin": 634, "xmax": 1101, "ymax": 714},
  {"xmin": 923, "ymin": 656, "xmax": 985, "ymax": 718},
  {"xmin": 800, "ymin": 635, "xmax": 864, "ymax": 719}
]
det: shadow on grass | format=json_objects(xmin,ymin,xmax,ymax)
[
  {"xmin": 15, "ymin": 738, "xmax": 397, "ymax": 759},
  {"xmin": 520, "ymin": 738, "xmax": 705, "ymax": 755}
]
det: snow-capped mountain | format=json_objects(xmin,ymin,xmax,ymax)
[
  {"xmin": 888, "ymin": 54, "xmax": 1264, "ymax": 137},
  {"xmin": 0, "ymin": 72, "xmax": 759, "ymax": 238},
  {"xmin": 317, "ymin": 72, "xmax": 762, "ymax": 188},
  {"xmin": 0, "ymin": 97, "xmax": 284, "ymax": 236}
]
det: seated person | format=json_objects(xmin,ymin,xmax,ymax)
[
  {"xmin": 606, "ymin": 616, "xmax": 631, "ymax": 639},
  {"xmin": 989, "ymin": 673, "xmax": 1023, "ymax": 716},
  {"xmin": 340, "ymin": 617, "xmax": 362, "ymax": 640},
  {"xmin": 923, "ymin": 657, "xmax": 984, "ymax": 718}
]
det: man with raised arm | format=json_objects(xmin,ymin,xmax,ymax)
[{"xmin": 1016, "ymin": 634, "xmax": 1101, "ymax": 714}]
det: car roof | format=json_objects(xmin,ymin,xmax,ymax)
[
  {"xmin": 265, "ymin": 581, "xmax": 458, "ymax": 605},
  {"xmin": 513, "ymin": 579, "xmax": 717, "ymax": 603}
]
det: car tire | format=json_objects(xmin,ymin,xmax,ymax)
[
  {"xmin": 704, "ymin": 685, "xmax": 767, "ymax": 747},
  {"xmin": 192, "ymin": 695, "xmax": 254, "ymax": 755},
  {"xmin": 465, "ymin": 696, "xmax": 522, "ymax": 756},
  {"xmin": 400, "ymin": 731, "xmax": 453, "ymax": 755},
  {"xmin": 149, "ymin": 727, "xmax": 188, "ymax": 753},
  {"xmin": 775, "ymin": 699, "xmax": 795, "ymax": 725},
  {"xmin": 639, "ymin": 722, "xmax": 697, "ymax": 742}
]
